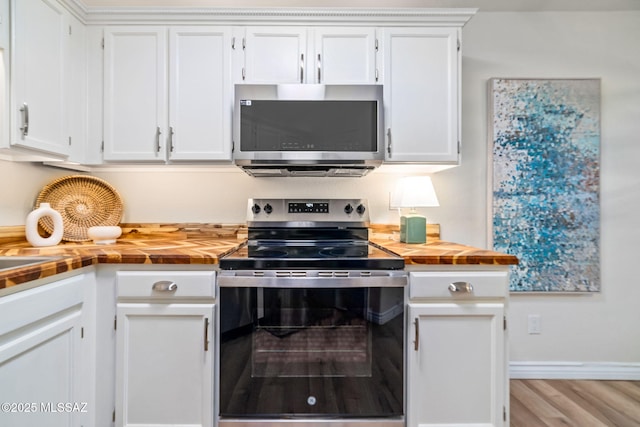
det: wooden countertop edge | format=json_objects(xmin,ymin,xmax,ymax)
[
  {"xmin": 0, "ymin": 237, "xmax": 517, "ymax": 291},
  {"xmin": 370, "ymin": 240, "xmax": 519, "ymax": 266}
]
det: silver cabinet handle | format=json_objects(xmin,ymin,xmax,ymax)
[
  {"xmin": 169, "ymin": 126, "xmax": 175, "ymax": 152},
  {"xmin": 155, "ymin": 126, "xmax": 162, "ymax": 152},
  {"xmin": 386, "ymin": 128, "xmax": 392, "ymax": 156},
  {"xmin": 152, "ymin": 280, "xmax": 177, "ymax": 292},
  {"xmin": 19, "ymin": 103, "xmax": 29, "ymax": 137},
  {"xmin": 317, "ymin": 53, "xmax": 321, "ymax": 83},
  {"xmin": 413, "ymin": 317, "xmax": 419, "ymax": 351},
  {"xmin": 300, "ymin": 53, "xmax": 304, "ymax": 83},
  {"xmin": 204, "ymin": 318, "xmax": 210, "ymax": 352},
  {"xmin": 448, "ymin": 282, "xmax": 474, "ymax": 293}
]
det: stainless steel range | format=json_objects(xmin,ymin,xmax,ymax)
[{"xmin": 218, "ymin": 199, "xmax": 406, "ymax": 427}]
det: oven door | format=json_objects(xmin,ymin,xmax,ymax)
[{"xmin": 218, "ymin": 277, "xmax": 405, "ymax": 421}]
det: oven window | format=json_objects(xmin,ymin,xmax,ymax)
[{"xmin": 219, "ymin": 287, "xmax": 404, "ymax": 418}]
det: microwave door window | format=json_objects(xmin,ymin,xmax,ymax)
[{"xmin": 240, "ymin": 101, "xmax": 377, "ymax": 152}]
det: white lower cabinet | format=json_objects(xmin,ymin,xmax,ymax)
[
  {"xmin": 115, "ymin": 270, "xmax": 215, "ymax": 427},
  {"xmin": 406, "ymin": 269, "xmax": 509, "ymax": 427},
  {"xmin": 0, "ymin": 272, "xmax": 90, "ymax": 427}
]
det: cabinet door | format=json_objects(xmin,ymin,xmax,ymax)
[
  {"xmin": 313, "ymin": 27, "xmax": 377, "ymax": 84},
  {"xmin": 407, "ymin": 303, "xmax": 505, "ymax": 427},
  {"xmin": 12, "ymin": 0, "xmax": 68, "ymax": 156},
  {"xmin": 169, "ymin": 27, "xmax": 232, "ymax": 161},
  {"xmin": 382, "ymin": 27, "xmax": 459, "ymax": 163},
  {"xmin": 116, "ymin": 303, "xmax": 214, "ymax": 427},
  {"xmin": 66, "ymin": 13, "xmax": 87, "ymax": 163},
  {"xmin": 243, "ymin": 27, "xmax": 307, "ymax": 83},
  {"xmin": 0, "ymin": 275, "xmax": 86, "ymax": 427},
  {"xmin": 104, "ymin": 27, "xmax": 167, "ymax": 161}
]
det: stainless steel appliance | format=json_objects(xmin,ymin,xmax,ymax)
[
  {"xmin": 218, "ymin": 199, "xmax": 406, "ymax": 427},
  {"xmin": 232, "ymin": 85, "xmax": 384, "ymax": 177}
]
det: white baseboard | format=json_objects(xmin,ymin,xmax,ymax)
[{"xmin": 510, "ymin": 361, "xmax": 640, "ymax": 380}]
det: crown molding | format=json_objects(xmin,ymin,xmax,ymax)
[{"xmin": 61, "ymin": 4, "xmax": 476, "ymax": 26}]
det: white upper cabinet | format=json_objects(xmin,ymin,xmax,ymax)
[
  {"xmin": 382, "ymin": 27, "xmax": 460, "ymax": 164},
  {"xmin": 11, "ymin": 0, "xmax": 69, "ymax": 156},
  {"xmin": 13, "ymin": 8, "xmax": 473, "ymax": 166},
  {"xmin": 313, "ymin": 27, "xmax": 377, "ymax": 84},
  {"xmin": 103, "ymin": 26, "xmax": 232, "ymax": 162},
  {"xmin": 168, "ymin": 27, "xmax": 232, "ymax": 161},
  {"xmin": 239, "ymin": 26, "xmax": 377, "ymax": 85},
  {"xmin": 241, "ymin": 26, "xmax": 307, "ymax": 84},
  {"xmin": 103, "ymin": 27, "xmax": 168, "ymax": 162},
  {"xmin": 66, "ymin": 13, "xmax": 87, "ymax": 164}
]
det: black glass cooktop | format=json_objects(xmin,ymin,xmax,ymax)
[{"xmin": 220, "ymin": 241, "xmax": 404, "ymax": 270}]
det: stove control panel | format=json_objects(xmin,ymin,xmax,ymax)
[
  {"xmin": 288, "ymin": 202, "xmax": 329, "ymax": 214},
  {"xmin": 246, "ymin": 198, "xmax": 370, "ymax": 225}
]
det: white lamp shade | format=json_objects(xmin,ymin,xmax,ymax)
[{"xmin": 391, "ymin": 176, "xmax": 440, "ymax": 208}]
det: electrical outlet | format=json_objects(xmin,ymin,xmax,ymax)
[{"xmin": 528, "ymin": 314, "xmax": 541, "ymax": 334}]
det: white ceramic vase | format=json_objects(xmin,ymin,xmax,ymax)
[{"xmin": 25, "ymin": 203, "xmax": 64, "ymax": 247}]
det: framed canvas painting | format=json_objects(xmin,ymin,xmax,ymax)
[{"xmin": 488, "ymin": 78, "xmax": 601, "ymax": 292}]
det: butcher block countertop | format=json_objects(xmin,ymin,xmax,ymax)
[{"xmin": 0, "ymin": 223, "xmax": 518, "ymax": 291}]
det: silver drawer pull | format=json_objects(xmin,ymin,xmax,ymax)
[
  {"xmin": 152, "ymin": 280, "xmax": 178, "ymax": 292},
  {"xmin": 448, "ymin": 281, "xmax": 473, "ymax": 293}
]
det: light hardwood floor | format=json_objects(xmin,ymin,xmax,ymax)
[{"xmin": 510, "ymin": 379, "xmax": 640, "ymax": 426}]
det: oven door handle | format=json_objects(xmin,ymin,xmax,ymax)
[{"xmin": 218, "ymin": 273, "xmax": 407, "ymax": 288}]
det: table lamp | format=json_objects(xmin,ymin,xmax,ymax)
[{"xmin": 391, "ymin": 176, "xmax": 439, "ymax": 244}]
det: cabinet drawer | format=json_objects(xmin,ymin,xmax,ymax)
[
  {"xmin": 116, "ymin": 271, "xmax": 215, "ymax": 299},
  {"xmin": 409, "ymin": 271, "xmax": 508, "ymax": 300}
]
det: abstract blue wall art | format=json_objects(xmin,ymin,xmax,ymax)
[{"xmin": 489, "ymin": 79, "xmax": 601, "ymax": 292}]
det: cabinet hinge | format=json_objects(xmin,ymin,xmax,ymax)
[
  {"xmin": 375, "ymin": 38, "xmax": 379, "ymax": 51},
  {"xmin": 112, "ymin": 408, "xmax": 115, "ymax": 422},
  {"xmin": 375, "ymin": 69, "xmax": 379, "ymax": 82},
  {"xmin": 101, "ymin": 141, "xmax": 104, "ymax": 153},
  {"xmin": 242, "ymin": 37, "xmax": 246, "ymax": 50},
  {"xmin": 242, "ymin": 67, "xmax": 246, "ymax": 81},
  {"xmin": 457, "ymin": 140, "xmax": 461, "ymax": 154},
  {"xmin": 457, "ymin": 38, "xmax": 461, "ymax": 52},
  {"xmin": 503, "ymin": 405, "xmax": 507, "ymax": 421},
  {"xmin": 231, "ymin": 140, "xmax": 235, "ymax": 153},
  {"xmin": 231, "ymin": 36, "xmax": 235, "ymax": 50},
  {"xmin": 101, "ymin": 38, "xmax": 104, "ymax": 49}
]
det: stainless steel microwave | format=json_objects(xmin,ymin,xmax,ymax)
[{"xmin": 232, "ymin": 84, "xmax": 384, "ymax": 177}]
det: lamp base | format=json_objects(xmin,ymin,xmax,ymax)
[{"xmin": 400, "ymin": 214, "xmax": 426, "ymax": 244}]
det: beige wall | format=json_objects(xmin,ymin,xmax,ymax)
[
  {"xmin": 460, "ymin": 10, "xmax": 640, "ymax": 370},
  {"xmin": 1, "ymin": 9, "xmax": 639, "ymax": 370}
]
